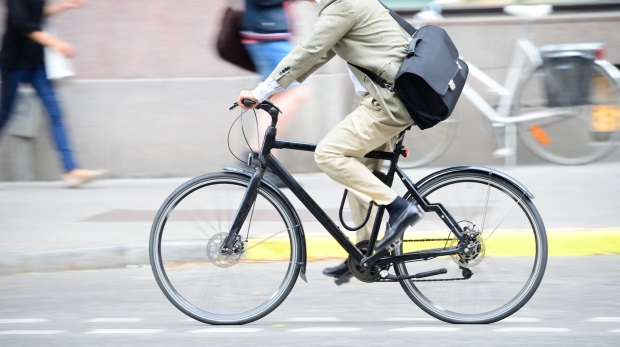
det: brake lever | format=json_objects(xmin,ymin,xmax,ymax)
[{"xmin": 229, "ymin": 99, "xmax": 257, "ymax": 111}]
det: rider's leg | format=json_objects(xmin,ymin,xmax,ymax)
[{"xmin": 316, "ymin": 96, "xmax": 423, "ymax": 278}]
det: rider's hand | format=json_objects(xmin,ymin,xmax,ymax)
[{"xmin": 237, "ymin": 90, "xmax": 259, "ymax": 110}]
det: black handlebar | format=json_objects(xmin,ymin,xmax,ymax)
[{"xmin": 229, "ymin": 99, "xmax": 282, "ymax": 117}]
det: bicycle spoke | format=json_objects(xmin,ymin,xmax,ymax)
[
  {"xmin": 395, "ymin": 171, "xmax": 547, "ymax": 323},
  {"xmin": 150, "ymin": 173, "xmax": 301, "ymax": 324}
]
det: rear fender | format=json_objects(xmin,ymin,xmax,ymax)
[{"xmin": 414, "ymin": 165, "xmax": 535, "ymax": 199}]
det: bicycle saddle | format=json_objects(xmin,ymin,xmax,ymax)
[{"xmin": 503, "ymin": 4, "xmax": 552, "ymax": 20}]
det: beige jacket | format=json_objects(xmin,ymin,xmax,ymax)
[{"xmin": 269, "ymin": 0, "xmax": 411, "ymax": 123}]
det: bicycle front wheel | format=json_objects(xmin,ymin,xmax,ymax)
[
  {"xmin": 394, "ymin": 170, "xmax": 547, "ymax": 323},
  {"xmin": 149, "ymin": 172, "xmax": 303, "ymax": 325},
  {"xmin": 513, "ymin": 60, "xmax": 620, "ymax": 165}
]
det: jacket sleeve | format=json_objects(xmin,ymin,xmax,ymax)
[
  {"xmin": 268, "ymin": 1, "xmax": 356, "ymax": 87},
  {"xmin": 6, "ymin": 0, "xmax": 42, "ymax": 36}
]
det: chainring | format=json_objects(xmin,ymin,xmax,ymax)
[{"xmin": 347, "ymin": 241, "xmax": 387, "ymax": 283}]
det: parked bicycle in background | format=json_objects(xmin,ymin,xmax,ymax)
[{"xmin": 398, "ymin": 4, "xmax": 620, "ymax": 168}]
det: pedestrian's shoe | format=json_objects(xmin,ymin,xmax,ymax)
[
  {"xmin": 375, "ymin": 199, "xmax": 424, "ymax": 255},
  {"xmin": 62, "ymin": 169, "xmax": 108, "ymax": 188},
  {"xmin": 322, "ymin": 261, "xmax": 353, "ymax": 286}
]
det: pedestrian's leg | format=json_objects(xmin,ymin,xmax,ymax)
[
  {"xmin": 30, "ymin": 66, "xmax": 107, "ymax": 187},
  {"xmin": 30, "ymin": 66, "xmax": 78, "ymax": 173},
  {"xmin": 0, "ymin": 70, "xmax": 25, "ymax": 137}
]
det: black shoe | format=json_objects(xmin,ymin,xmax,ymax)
[
  {"xmin": 375, "ymin": 200, "xmax": 424, "ymax": 255},
  {"xmin": 322, "ymin": 261, "xmax": 349, "ymax": 277},
  {"xmin": 322, "ymin": 261, "xmax": 353, "ymax": 285}
]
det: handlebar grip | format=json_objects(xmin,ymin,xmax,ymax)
[{"xmin": 229, "ymin": 99, "xmax": 257, "ymax": 111}]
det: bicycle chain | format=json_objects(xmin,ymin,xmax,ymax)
[{"xmin": 380, "ymin": 238, "xmax": 472, "ymax": 282}]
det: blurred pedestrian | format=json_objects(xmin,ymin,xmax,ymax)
[
  {"xmin": 0, "ymin": 0, "xmax": 106, "ymax": 187},
  {"xmin": 240, "ymin": 0, "xmax": 311, "ymax": 186}
]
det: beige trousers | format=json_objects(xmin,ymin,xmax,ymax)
[{"xmin": 314, "ymin": 96, "xmax": 413, "ymax": 242}]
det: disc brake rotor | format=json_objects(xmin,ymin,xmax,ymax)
[
  {"xmin": 206, "ymin": 232, "xmax": 243, "ymax": 268},
  {"xmin": 449, "ymin": 221, "xmax": 485, "ymax": 268}
]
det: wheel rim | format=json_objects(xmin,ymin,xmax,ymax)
[
  {"xmin": 150, "ymin": 174, "xmax": 300, "ymax": 324},
  {"xmin": 515, "ymin": 63, "xmax": 620, "ymax": 165},
  {"xmin": 395, "ymin": 174, "xmax": 547, "ymax": 323}
]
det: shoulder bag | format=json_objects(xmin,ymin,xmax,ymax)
[
  {"xmin": 351, "ymin": 5, "xmax": 469, "ymax": 130},
  {"xmin": 216, "ymin": 7, "xmax": 256, "ymax": 72}
]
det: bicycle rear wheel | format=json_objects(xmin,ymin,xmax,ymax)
[
  {"xmin": 149, "ymin": 171, "xmax": 303, "ymax": 325},
  {"xmin": 394, "ymin": 170, "xmax": 547, "ymax": 323},
  {"xmin": 512, "ymin": 59, "xmax": 620, "ymax": 164},
  {"xmin": 393, "ymin": 114, "xmax": 459, "ymax": 169}
]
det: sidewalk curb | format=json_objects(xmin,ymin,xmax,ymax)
[
  {"xmin": 0, "ymin": 245, "xmax": 149, "ymax": 276},
  {"xmin": 2, "ymin": 230, "xmax": 619, "ymax": 276}
]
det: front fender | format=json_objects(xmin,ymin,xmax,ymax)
[
  {"xmin": 415, "ymin": 166, "xmax": 535, "ymax": 199},
  {"xmin": 222, "ymin": 166, "xmax": 308, "ymax": 282}
]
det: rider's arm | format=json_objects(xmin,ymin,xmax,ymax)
[
  {"xmin": 251, "ymin": 77, "xmax": 286, "ymax": 102},
  {"xmin": 268, "ymin": 1, "xmax": 355, "ymax": 88}
]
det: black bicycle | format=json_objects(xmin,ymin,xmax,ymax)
[{"xmin": 149, "ymin": 100, "xmax": 548, "ymax": 325}]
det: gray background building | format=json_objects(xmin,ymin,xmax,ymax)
[{"xmin": 1, "ymin": 0, "xmax": 619, "ymax": 181}]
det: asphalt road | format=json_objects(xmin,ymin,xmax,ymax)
[{"xmin": 0, "ymin": 257, "xmax": 618, "ymax": 347}]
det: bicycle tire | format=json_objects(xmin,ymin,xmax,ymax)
[
  {"xmin": 149, "ymin": 171, "xmax": 303, "ymax": 325},
  {"xmin": 512, "ymin": 60, "xmax": 620, "ymax": 165},
  {"xmin": 391, "ymin": 114, "xmax": 459, "ymax": 169},
  {"xmin": 394, "ymin": 170, "xmax": 547, "ymax": 324}
]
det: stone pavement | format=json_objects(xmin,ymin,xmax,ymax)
[{"xmin": 1, "ymin": 163, "xmax": 619, "ymax": 275}]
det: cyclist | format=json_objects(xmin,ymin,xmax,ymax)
[{"xmin": 236, "ymin": 0, "xmax": 423, "ymax": 284}]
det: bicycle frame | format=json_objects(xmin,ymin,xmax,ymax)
[{"xmin": 223, "ymin": 103, "xmax": 468, "ymax": 267}]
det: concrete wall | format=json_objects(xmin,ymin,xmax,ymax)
[{"xmin": 1, "ymin": 1, "xmax": 619, "ymax": 181}]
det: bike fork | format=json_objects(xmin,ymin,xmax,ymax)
[{"xmin": 221, "ymin": 167, "xmax": 265, "ymax": 252}]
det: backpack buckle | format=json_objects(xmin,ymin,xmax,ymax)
[
  {"xmin": 383, "ymin": 82, "xmax": 396, "ymax": 93},
  {"xmin": 448, "ymin": 80, "xmax": 456, "ymax": 91}
]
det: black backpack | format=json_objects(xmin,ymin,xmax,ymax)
[{"xmin": 351, "ymin": 7, "xmax": 468, "ymax": 130}]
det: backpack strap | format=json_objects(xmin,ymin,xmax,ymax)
[
  {"xmin": 348, "ymin": 2, "xmax": 417, "ymax": 92},
  {"xmin": 381, "ymin": 1, "xmax": 417, "ymax": 36}
]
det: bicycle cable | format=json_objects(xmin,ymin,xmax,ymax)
[{"xmin": 226, "ymin": 108, "xmax": 261, "ymax": 166}]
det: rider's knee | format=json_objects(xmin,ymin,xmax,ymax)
[{"xmin": 314, "ymin": 142, "xmax": 333, "ymax": 171}]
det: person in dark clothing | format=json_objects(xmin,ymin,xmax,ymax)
[
  {"xmin": 239, "ymin": 0, "xmax": 311, "ymax": 187},
  {"xmin": 0, "ymin": 0, "xmax": 106, "ymax": 187}
]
